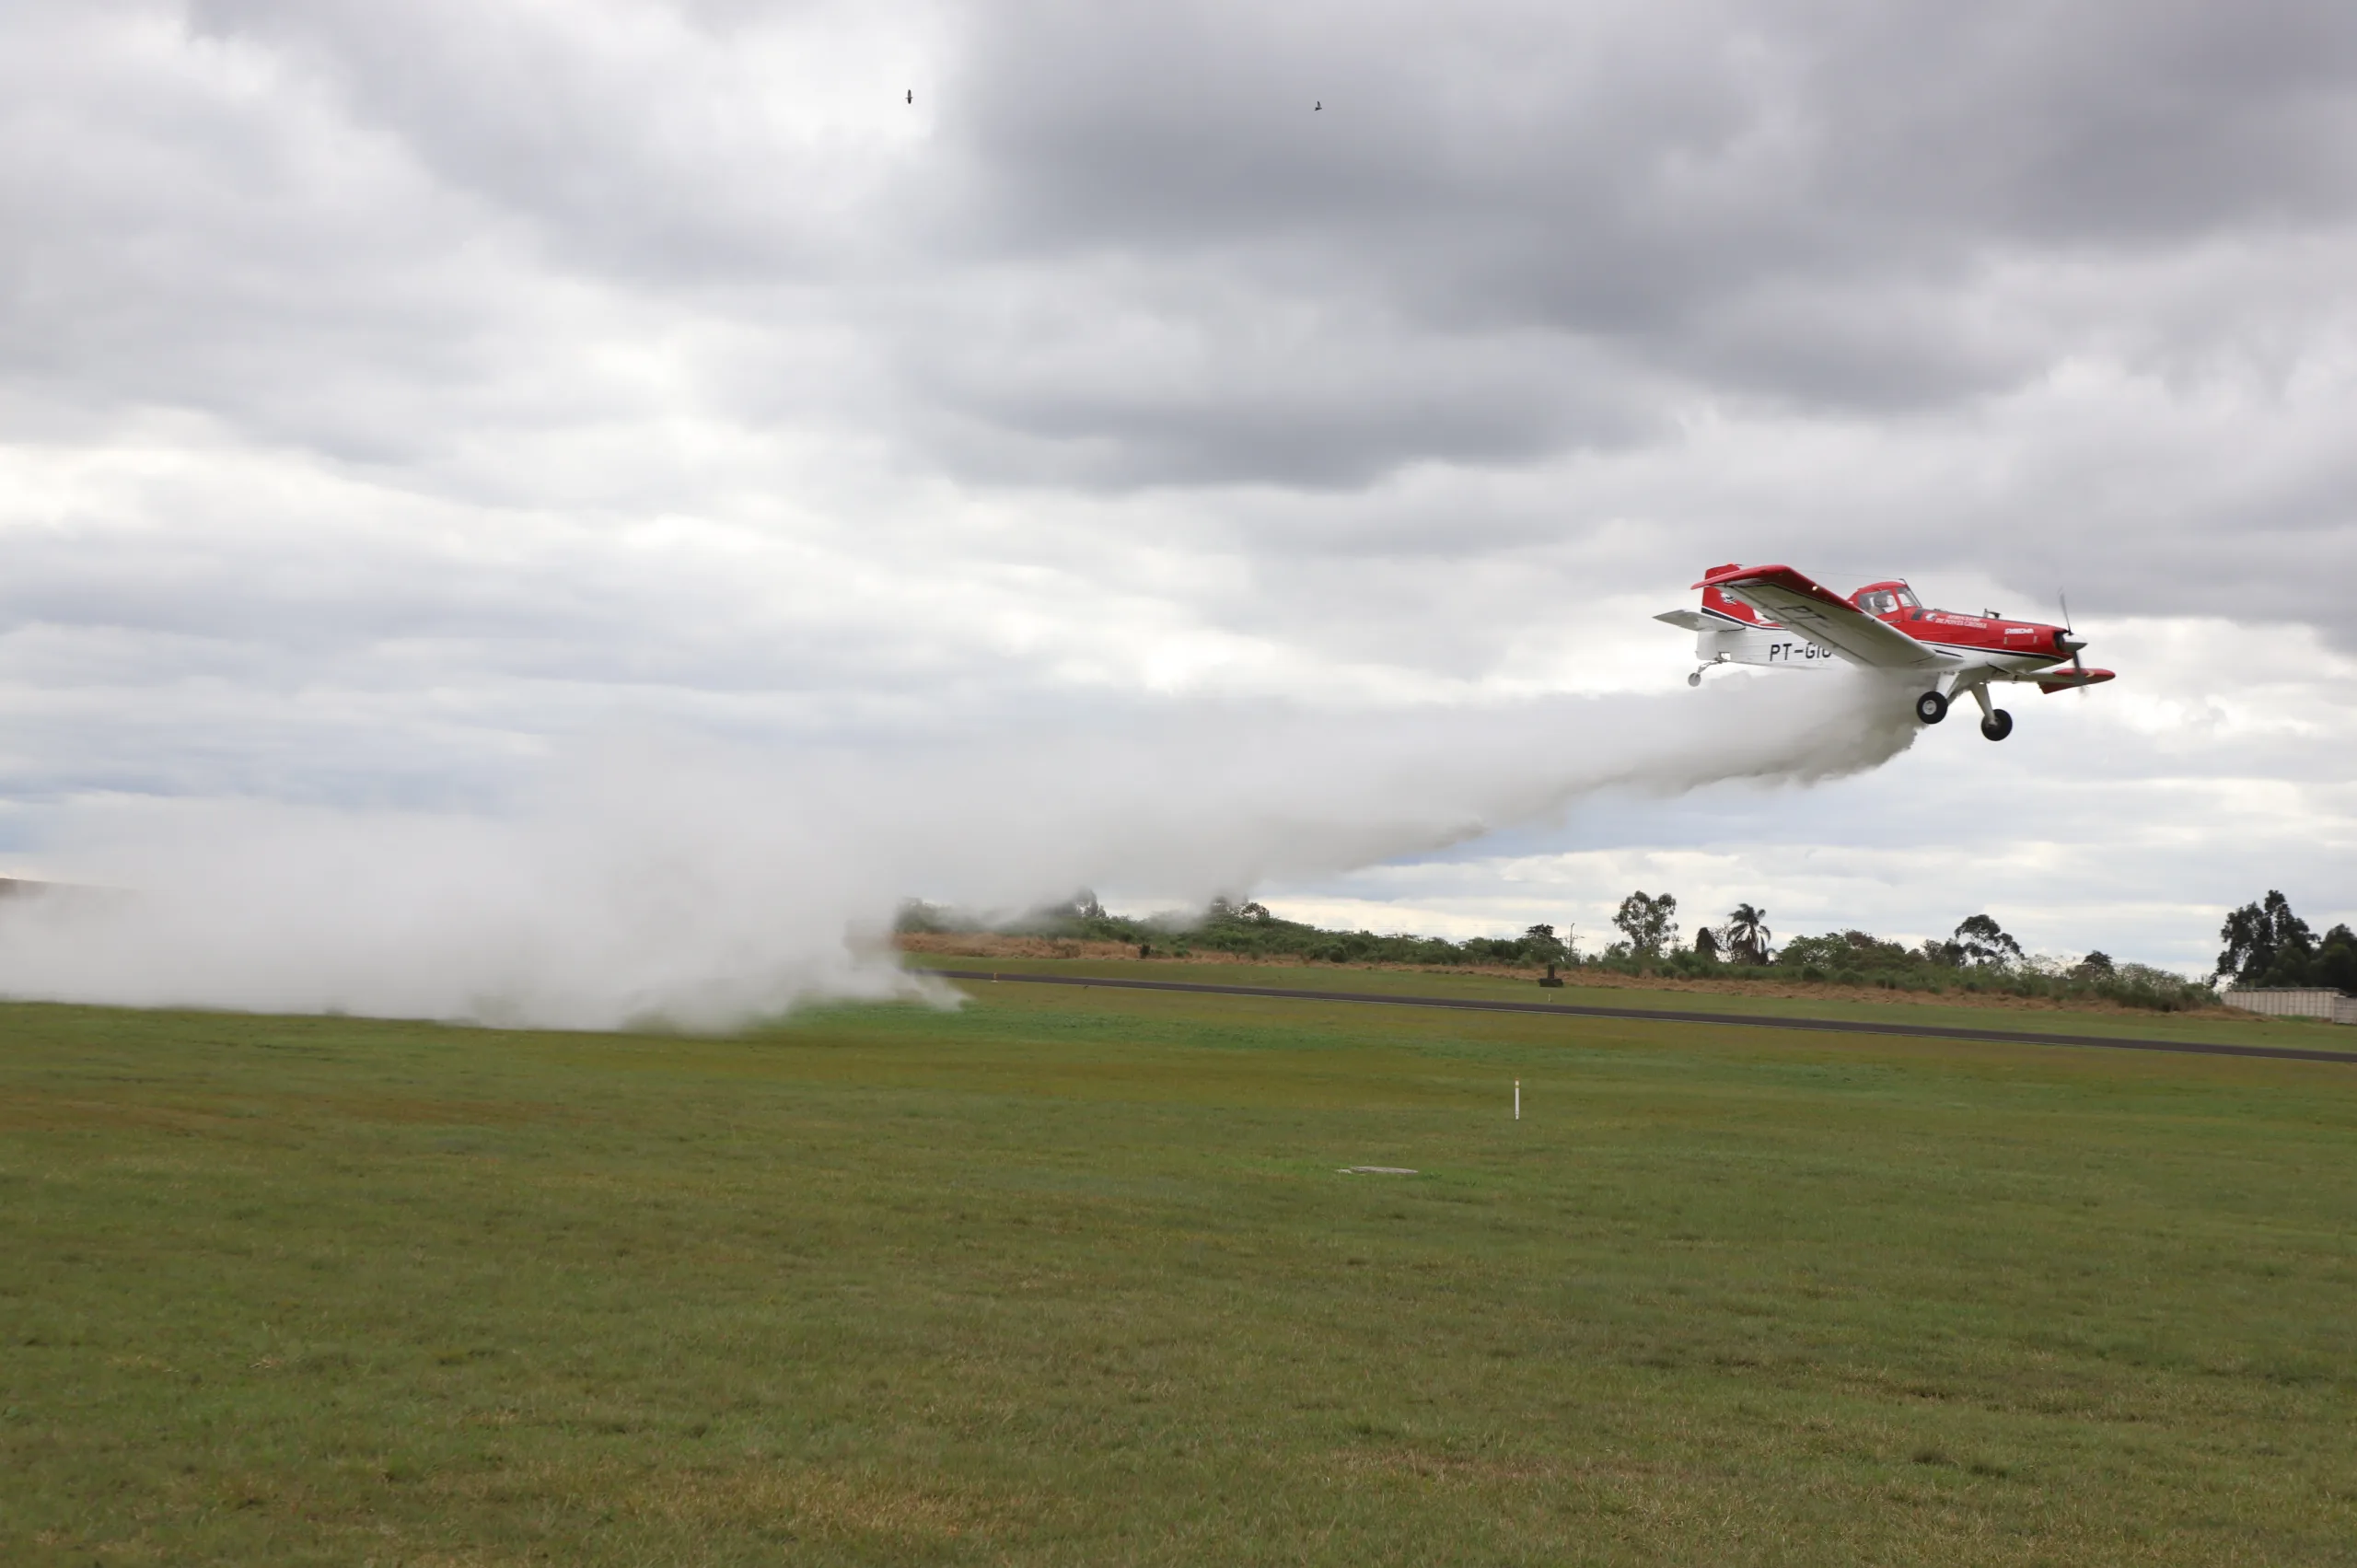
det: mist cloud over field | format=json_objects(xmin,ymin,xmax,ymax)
[{"xmin": 0, "ymin": 676, "xmax": 1911, "ymax": 1028}]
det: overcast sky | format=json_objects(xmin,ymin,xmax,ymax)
[{"xmin": 6, "ymin": 0, "xmax": 2355, "ymax": 977}]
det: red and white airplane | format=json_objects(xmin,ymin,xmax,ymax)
[{"xmin": 1657, "ymin": 563, "xmax": 2115, "ymax": 740}]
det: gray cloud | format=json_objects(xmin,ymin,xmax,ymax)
[
  {"xmin": 923, "ymin": 0, "xmax": 2357, "ymax": 453},
  {"xmin": 955, "ymin": 2, "xmax": 2357, "ymax": 273}
]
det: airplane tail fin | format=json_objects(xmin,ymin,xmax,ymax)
[
  {"xmin": 1663, "ymin": 565, "xmax": 1840, "ymax": 674},
  {"xmin": 1697, "ymin": 563, "xmax": 1776, "ymax": 626}
]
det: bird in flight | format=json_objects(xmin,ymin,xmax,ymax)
[
  {"xmin": 1315, "ymin": 100, "xmax": 1322, "ymax": 110},
  {"xmin": 906, "ymin": 88, "xmax": 913, "ymax": 104}
]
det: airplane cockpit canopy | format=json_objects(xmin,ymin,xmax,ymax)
[{"xmin": 1856, "ymin": 583, "xmax": 1921, "ymax": 616}]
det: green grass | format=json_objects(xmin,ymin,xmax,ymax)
[{"xmin": 5, "ymin": 984, "xmax": 2355, "ymax": 1565}]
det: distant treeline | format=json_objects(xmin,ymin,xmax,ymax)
[
  {"xmin": 2213, "ymin": 891, "xmax": 2357, "ymax": 993},
  {"xmin": 897, "ymin": 888, "xmax": 2230, "ymax": 1012},
  {"xmin": 898, "ymin": 893, "xmax": 1520, "ymax": 968}
]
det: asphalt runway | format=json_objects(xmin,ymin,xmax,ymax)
[{"xmin": 915, "ymin": 967, "xmax": 2357, "ymax": 1065}]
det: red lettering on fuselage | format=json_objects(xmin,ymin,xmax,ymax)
[{"xmin": 1864, "ymin": 604, "xmax": 2062, "ymax": 661}]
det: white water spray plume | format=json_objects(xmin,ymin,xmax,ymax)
[{"xmin": 0, "ymin": 675, "xmax": 1918, "ymax": 1029}]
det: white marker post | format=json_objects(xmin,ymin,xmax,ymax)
[{"xmin": 1514, "ymin": 1079, "xmax": 1521, "ymax": 1121}]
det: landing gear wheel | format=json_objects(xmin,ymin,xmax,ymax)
[
  {"xmin": 1687, "ymin": 670, "xmax": 1702, "ymax": 688},
  {"xmin": 1914, "ymin": 690, "xmax": 1949, "ymax": 725},
  {"xmin": 1980, "ymin": 709, "xmax": 2013, "ymax": 741}
]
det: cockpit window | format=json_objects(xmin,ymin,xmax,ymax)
[
  {"xmin": 1893, "ymin": 587, "xmax": 1921, "ymax": 610},
  {"xmin": 1860, "ymin": 590, "xmax": 1897, "ymax": 614}
]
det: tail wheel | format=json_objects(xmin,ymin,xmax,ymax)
[
  {"xmin": 1980, "ymin": 709, "xmax": 2014, "ymax": 741},
  {"xmin": 1687, "ymin": 670, "xmax": 1702, "ymax": 688},
  {"xmin": 1914, "ymin": 691, "xmax": 1949, "ymax": 725}
]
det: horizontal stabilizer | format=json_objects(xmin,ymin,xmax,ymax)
[{"xmin": 1654, "ymin": 609, "xmax": 1711, "ymax": 632}]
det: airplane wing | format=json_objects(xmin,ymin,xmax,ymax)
[
  {"xmin": 2036, "ymin": 667, "xmax": 2116, "ymax": 694},
  {"xmin": 1694, "ymin": 564, "xmax": 1955, "ymax": 671}
]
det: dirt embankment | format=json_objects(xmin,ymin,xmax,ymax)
[
  {"xmin": 893, "ymin": 931, "xmax": 2246, "ymax": 1021},
  {"xmin": 896, "ymin": 933, "xmax": 1148, "ymax": 962}
]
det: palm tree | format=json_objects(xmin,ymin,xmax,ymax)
[{"xmin": 1726, "ymin": 904, "xmax": 1770, "ymax": 966}]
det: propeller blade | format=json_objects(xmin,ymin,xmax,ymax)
[{"xmin": 2059, "ymin": 590, "xmax": 2087, "ymax": 695}]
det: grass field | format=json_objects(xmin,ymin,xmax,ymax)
[{"xmin": 5, "ymin": 980, "xmax": 2355, "ymax": 1565}]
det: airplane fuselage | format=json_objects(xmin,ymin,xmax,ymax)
[
  {"xmin": 1661, "ymin": 564, "xmax": 2116, "ymax": 739},
  {"xmin": 1681, "ymin": 575, "xmax": 2087, "ymax": 685}
]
